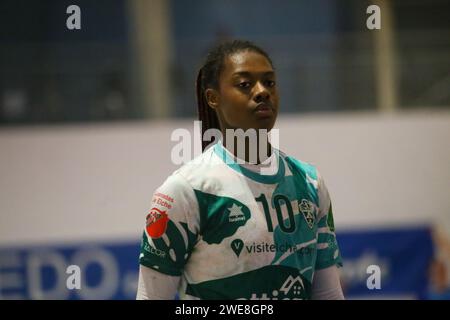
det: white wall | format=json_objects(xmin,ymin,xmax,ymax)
[{"xmin": 1, "ymin": 111, "xmax": 449, "ymax": 246}]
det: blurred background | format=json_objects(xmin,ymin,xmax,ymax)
[{"xmin": 0, "ymin": 0, "xmax": 449, "ymax": 299}]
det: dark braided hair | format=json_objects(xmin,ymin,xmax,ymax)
[{"xmin": 196, "ymin": 40, "xmax": 274, "ymax": 152}]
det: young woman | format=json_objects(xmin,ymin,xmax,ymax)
[{"xmin": 137, "ymin": 40, "xmax": 344, "ymax": 300}]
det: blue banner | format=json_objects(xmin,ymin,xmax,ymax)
[
  {"xmin": 0, "ymin": 226, "xmax": 435, "ymax": 299},
  {"xmin": 337, "ymin": 226, "xmax": 434, "ymax": 299},
  {"xmin": 0, "ymin": 241, "xmax": 140, "ymax": 300}
]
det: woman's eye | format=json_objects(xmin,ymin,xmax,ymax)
[
  {"xmin": 238, "ymin": 82, "xmax": 251, "ymax": 88},
  {"xmin": 266, "ymin": 80, "xmax": 276, "ymax": 87}
]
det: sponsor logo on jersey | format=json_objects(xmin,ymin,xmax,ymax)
[
  {"xmin": 299, "ymin": 199, "xmax": 316, "ymax": 229},
  {"xmin": 227, "ymin": 203, "xmax": 246, "ymax": 223},
  {"xmin": 143, "ymin": 242, "xmax": 166, "ymax": 258},
  {"xmin": 279, "ymin": 275, "xmax": 304, "ymax": 296},
  {"xmin": 230, "ymin": 239, "xmax": 244, "ymax": 257},
  {"xmin": 231, "ymin": 239, "xmax": 315, "ymax": 257},
  {"xmin": 242, "ymin": 275, "xmax": 305, "ymax": 300},
  {"xmin": 152, "ymin": 192, "xmax": 173, "ymax": 209},
  {"xmin": 154, "ymin": 192, "xmax": 174, "ymax": 203},
  {"xmin": 146, "ymin": 207, "xmax": 169, "ymax": 239}
]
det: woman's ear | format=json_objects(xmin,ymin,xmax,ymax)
[{"xmin": 205, "ymin": 88, "xmax": 220, "ymax": 110}]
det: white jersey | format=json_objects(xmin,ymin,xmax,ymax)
[{"xmin": 139, "ymin": 141, "xmax": 342, "ymax": 300}]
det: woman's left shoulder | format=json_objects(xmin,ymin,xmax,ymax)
[{"xmin": 279, "ymin": 150, "xmax": 321, "ymax": 180}]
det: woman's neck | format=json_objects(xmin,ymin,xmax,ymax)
[{"xmin": 221, "ymin": 130, "xmax": 273, "ymax": 165}]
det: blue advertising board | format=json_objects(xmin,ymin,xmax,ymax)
[{"xmin": 0, "ymin": 226, "xmax": 434, "ymax": 299}]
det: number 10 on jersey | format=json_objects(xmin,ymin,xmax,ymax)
[{"xmin": 255, "ymin": 194, "xmax": 296, "ymax": 233}]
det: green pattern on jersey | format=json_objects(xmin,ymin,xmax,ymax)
[
  {"xmin": 327, "ymin": 202, "xmax": 336, "ymax": 232},
  {"xmin": 271, "ymin": 217, "xmax": 317, "ymax": 282},
  {"xmin": 316, "ymin": 213, "xmax": 342, "ymax": 270},
  {"xmin": 194, "ymin": 190, "xmax": 251, "ymax": 244},
  {"xmin": 186, "ymin": 265, "xmax": 312, "ymax": 300},
  {"xmin": 139, "ymin": 221, "xmax": 197, "ymax": 276},
  {"xmin": 284, "ymin": 156, "xmax": 319, "ymax": 204},
  {"xmin": 270, "ymin": 170, "xmax": 320, "ymax": 283}
]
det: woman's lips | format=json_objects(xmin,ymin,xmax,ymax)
[{"xmin": 254, "ymin": 103, "xmax": 274, "ymax": 117}]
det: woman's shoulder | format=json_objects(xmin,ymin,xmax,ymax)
[
  {"xmin": 160, "ymin": 146, "xmax": 227, "ymax": 190},
  {"xmin": 278, "ymin": 150, "xmax": 321, "ymax": 180},
  {"xmin": 174, "ymin": 145, "xmax": 221, "ymax": 174}
]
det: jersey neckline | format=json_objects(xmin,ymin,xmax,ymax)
[{"xmin": 213, "ymin": 140, "xmax": 285, "ymax": 184}]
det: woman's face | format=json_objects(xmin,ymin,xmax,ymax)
[{"xmin": 206, "ymin": 50, "xmax": 279, "ymax": 133}]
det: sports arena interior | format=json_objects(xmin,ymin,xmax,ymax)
[{"xmin": 0, "ymin": 0, "xmax": 449, "ymax": 300}]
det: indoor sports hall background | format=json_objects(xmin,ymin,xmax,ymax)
[{"xmin": 1, "ymin": 0, "xmax": 449, "ymax": 300}]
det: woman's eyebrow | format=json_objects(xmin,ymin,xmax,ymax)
[{"xmin": 231, "ymin": 71, "xmax": 275, "ymax": 77}]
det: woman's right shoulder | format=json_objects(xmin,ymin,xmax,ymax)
[{"xmin": 158, "ymin": 147, "xmax": 217, "ymax": 190}]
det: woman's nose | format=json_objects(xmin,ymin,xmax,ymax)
[{"xmin": 253, "ymin": 82, "xmax": 270, "ymax": 102}]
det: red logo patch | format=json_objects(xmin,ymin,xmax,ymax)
[{"xmin": 146, "ymin": 207, "xmax": 169, "ymax": 239}]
